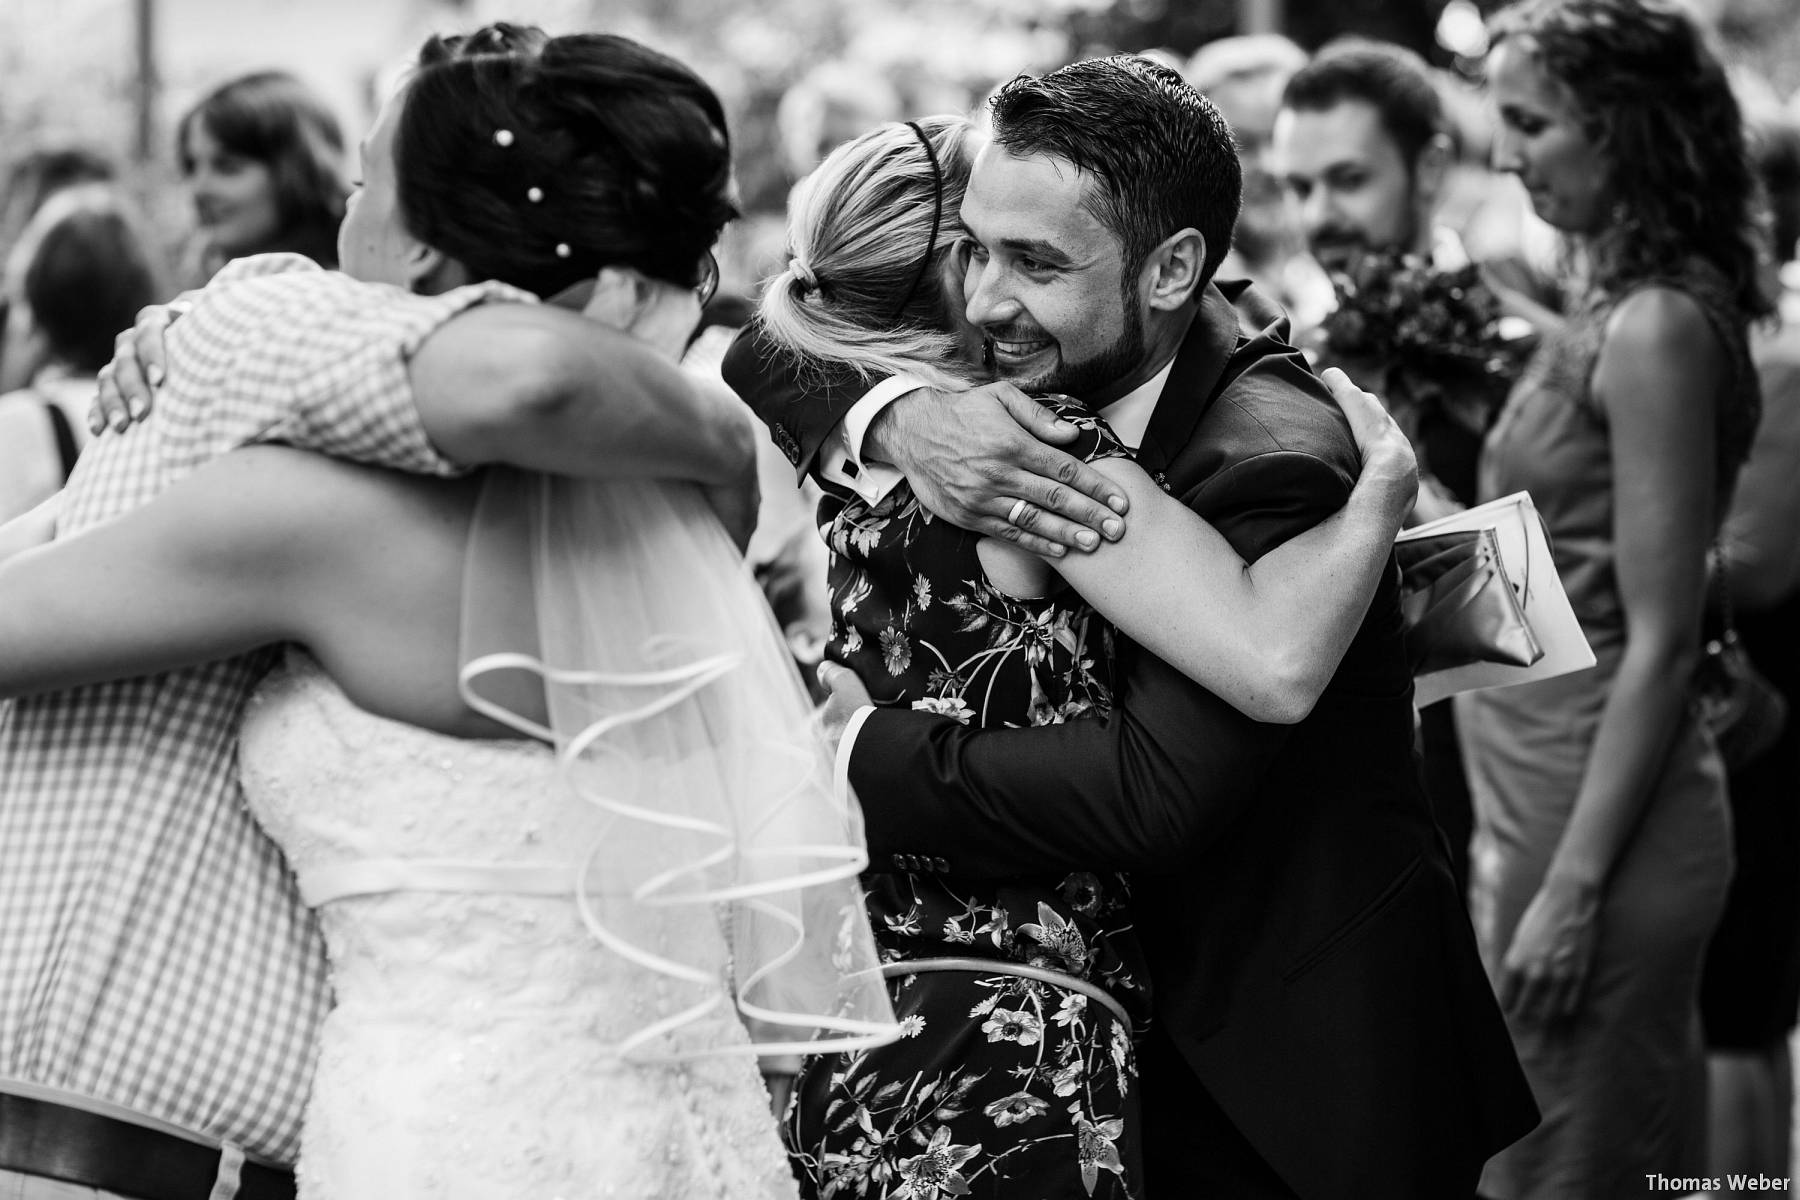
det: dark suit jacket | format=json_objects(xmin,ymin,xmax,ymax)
[{"xmin": 723, "ymin": 282, "xmax": 1537, "ymax": 1199}]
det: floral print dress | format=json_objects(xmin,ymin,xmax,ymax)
[{"xmin": 787, "ymin": 398, "xmax": 1149, "ymax": 1200}]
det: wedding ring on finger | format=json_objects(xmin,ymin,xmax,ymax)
[{"xmin": 1006, "ymin": 498, "xmax": 1031, "ymax": 527}]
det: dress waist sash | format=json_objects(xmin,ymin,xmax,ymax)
[
  {"xmin": 881, "ymin": 956, "xmax": 1134, "ymax": 1030},
  {"xmin": 298, "ymin": 859, "xmax": 576, "ymax": 906}
]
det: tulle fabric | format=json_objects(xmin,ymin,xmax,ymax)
[{"xmin": 457, "ymin": 467, "xmax": 898, "ymax": 1062}]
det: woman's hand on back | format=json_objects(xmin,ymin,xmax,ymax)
[
  {"xmin": 92, "ymin": 303, "xmax": 180, "ymax": 434},
  {"xmin": 1319, "ymin": 367, "xmax": 1418, "ymax": 530}
]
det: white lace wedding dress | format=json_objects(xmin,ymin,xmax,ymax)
[{"xmin": 239, "ymin": 650, "xmax": 798, "ymax": 1199}]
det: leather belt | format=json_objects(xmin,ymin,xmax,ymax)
[{"xmin": 0, "ymin": 1093, "xmax": 295, "ymax": 1200}]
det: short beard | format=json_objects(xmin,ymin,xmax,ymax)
[{"xmin": 1021, "ymin": 275, "xmax": 1148, "ymax": 400}]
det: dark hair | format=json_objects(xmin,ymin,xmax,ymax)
[
  {"xmin": 3, "ymin": 147, "xmax": 115, "ymax": 221},
  {"xmin": 1749, "ymin": 110, "xmax": 1800, "ymax": 266},
  {"xmin": 1489, "ymin": 0, "xmax": 1770, "ymax": 324},
  {"xmin": 177, "ymin": 71, "xmax": 347, "ymax": 266},
  {"xmin": 395, "ymin": 24, "xmax": 738, "ymax": 300},
  {"xmin": 24, "ymin": 196, "xmax": 163, "ymax": 374},
  {"xmin": 988, "ymin": 55, "xmax": 1242, "ymax": 287},
  {"xmin": 1281, "ymin": 39, "xmax": 1446, "ymax": 167}
]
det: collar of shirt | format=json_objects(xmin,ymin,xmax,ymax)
[{"xmin": 1097, "ymin": 358, "xmax": 1175, "ymax": 451}]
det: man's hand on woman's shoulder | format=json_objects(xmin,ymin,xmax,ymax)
[{"xmin": 863, "ymin": 380, "xmax": 1131, "ymax": 559}]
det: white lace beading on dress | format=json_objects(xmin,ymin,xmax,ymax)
[{"xmin": 240, "ymin": 652, "xmax": 796, "ymax": 1200}]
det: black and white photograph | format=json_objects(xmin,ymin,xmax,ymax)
[{"xmin": 0, "ymin": 0, "xmax": 1798, "ymax": 1196}]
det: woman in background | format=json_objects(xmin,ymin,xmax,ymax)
[
  {"xmin": 0, "ymin": 186, "xmax": 161, "ymax": 521},
  {"xmin": 1455, "ymin": 2, "xmax": 1767, "ymax": 1194},
  {"xmin": 177, "ymin": 70, "xmax": 347, "ymax": 276}
]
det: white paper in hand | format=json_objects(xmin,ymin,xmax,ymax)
[{"xmin": 1399, "ymin": 491, "xmax": 1596, "ymax": 707}]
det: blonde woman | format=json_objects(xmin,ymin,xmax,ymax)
[{"xmin": 725, "ymin": 112, "xmax": 1421, "ymax": 1198}]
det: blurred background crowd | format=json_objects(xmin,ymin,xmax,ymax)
[
  {"xmin": 0, "ymin": 0, "xmax": 1792, "ymax": 318},
  {"xmin": 4, "ymin": 0, "xmax": 1800, "ymax": 1194}
]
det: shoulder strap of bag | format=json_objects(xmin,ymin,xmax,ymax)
[
  {"xmin": 42, "ymin": 397, "xmax": 79, "ymax": 482},
  {"xmin": 1709, "ymin": 537, "xmax": 1737, "ymax": 647}
]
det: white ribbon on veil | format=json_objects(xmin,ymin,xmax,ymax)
[{"xmin": 457, "ymin": 466, "xmax": 898, "ymax": 1062}]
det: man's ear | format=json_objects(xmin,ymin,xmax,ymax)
[
  {"xmin": 1141, "ymin": 227, "xmax": 1206, "ymax": 312},
  {"xmin": 1413, "ymin": 132, "xmax": 1454, "ymax": 215}
]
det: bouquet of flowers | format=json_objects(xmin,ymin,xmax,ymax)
[{"xmin": 1317, "ymin": 250, "xmax": 1534, "ymax": 442}]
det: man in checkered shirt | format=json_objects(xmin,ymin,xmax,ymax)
[{"xmin": 0, "ymin": 253, "xmax": 755, "ymax": 1200}]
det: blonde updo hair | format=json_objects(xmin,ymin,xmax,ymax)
[{"xmin": 757, "ymin": 114, "xmax": 977, "ymax": 392}]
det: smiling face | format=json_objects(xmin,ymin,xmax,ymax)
[
  {"xmin": 183, "ymin": 120, "xmax": 283, "ymax": 257},
  {"xmin": 1273, "ymin": 98, "xmax": 1431, "ymax": 272},
  {"xmin": 1487, "ymin": 40, "xmax": 1605, "ymax": 235},
  {"xmin": 957, "ymin": 144, "xmax": 1146, "ymax": 403}
]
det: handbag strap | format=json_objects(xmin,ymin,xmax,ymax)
[
  {"xmin": 1709, "ymin": 536, "xmax": 1738, "ymax": 647},
  {"xmin": 43, "ymin": 397, "xmax": 79, "ymax": 482}
]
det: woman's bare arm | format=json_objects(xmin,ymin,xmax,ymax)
[
  {"xmin": 1498, "ymin": 287, "xmax": 1722, "ymax": 1025},
  {"xmin": 95, "ymin": 283, "xmax": 758, "ymax": 489},
  {"xmin": 0, "ymin": 454, "xmax": 318, "ymax": 698},
  {"xmin": 0, "ymin": 447, "xmax": 472, "ymax": 725},
  {"xmin": 0, "ymin": 492, "xmax": 61, "ymax": 567},
  {"xmin": 982, "ymin": 371, "xmax": 1417, "ymax": 724}
]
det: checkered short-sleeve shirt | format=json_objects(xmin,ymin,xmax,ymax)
[{"xmin": 0, "ymin": 255, "xmax": 532, "ymax": 1162}]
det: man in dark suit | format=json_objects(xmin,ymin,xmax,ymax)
[{"xmin": 729, "ymin": 56, "xmax": 1535, "ymax": 1199}]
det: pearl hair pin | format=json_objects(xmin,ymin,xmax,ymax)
[
  {"xmin": 493, "ymin": 128, "xmax": 515, "ymax": 147},
  {"xmin": 527, "ymin": 187, "xmax": 544, "ymax": 203},
  {"xmin": 555, "ymin": 243, "xmax": 572, "ymax": 259}
]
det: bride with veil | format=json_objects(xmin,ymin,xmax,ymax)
[{"xmin": 0, "ymin": 24, "xmax": 894, "ymax": 1197}]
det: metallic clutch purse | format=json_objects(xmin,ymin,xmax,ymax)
[{"xmin": 1396, "ymin": 528, "xmax": 1544, "ymax": 676}]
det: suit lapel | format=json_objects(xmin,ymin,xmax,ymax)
[{"xmin": 1134, "ymin": 282, "xmax": 1243, "ymax": 476}]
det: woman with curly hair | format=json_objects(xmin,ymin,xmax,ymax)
[{"xmin": 1454, "ymin": 1, "xmax": 1768, "ymax": 1194}]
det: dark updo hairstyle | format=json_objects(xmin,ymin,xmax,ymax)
[
  {"xmin": 177, "ymin": 70, "xmax": 348, "ymax": 266},
  {"xmin": 394, "ymin": 23, "xmax": 737, "ymax": 301}
]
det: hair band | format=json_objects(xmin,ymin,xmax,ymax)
[
  {"xmin": 790, "ymin": 258, "xmax": 820, "ymax": 293},
  {"xmin": 891, "ymin": 120, "xmax": 944, "ymax": 320}
]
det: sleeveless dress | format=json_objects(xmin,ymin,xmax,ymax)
[
  {"xmin": 1454, "ymin": 265, "xmax": 1753, "ymax": 1198},
  {"xmin": 786, "ymin": 398, "xmax": 1149, "ymax": 1200},
  {"xmin": 238, "ymin": 651, "xmax": 798, "ymax": 1200}
]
